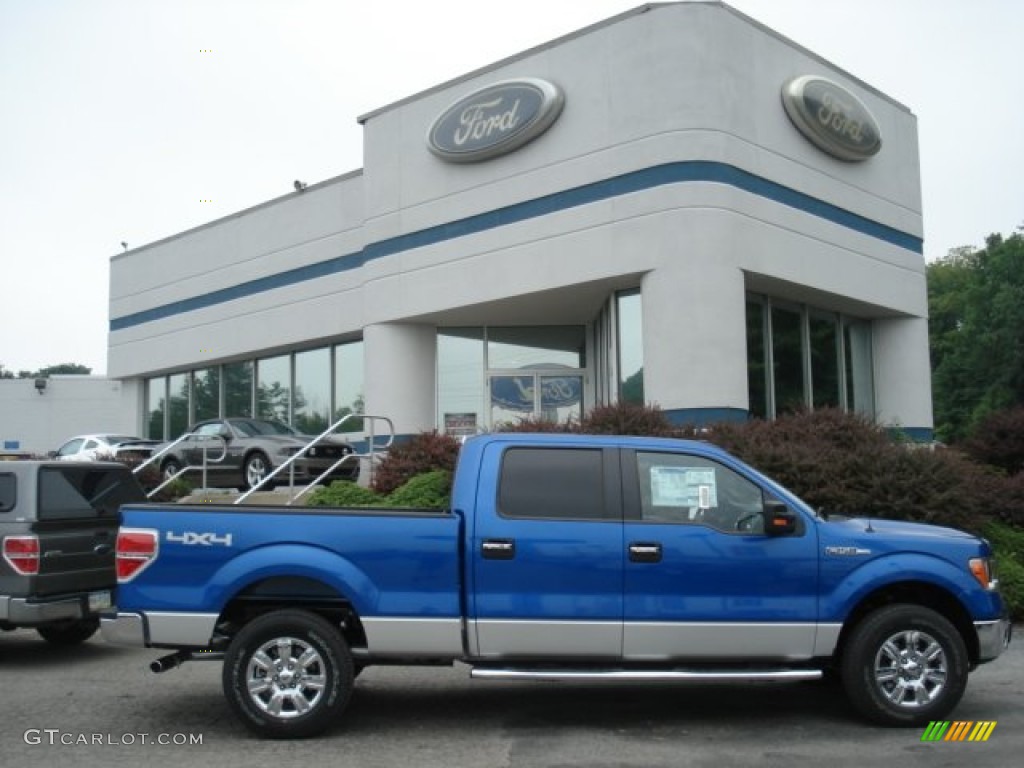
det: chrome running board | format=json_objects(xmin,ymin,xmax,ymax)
[{"xmin": 470, "ymin": 668, "xmax": 822, "ymax": 683}]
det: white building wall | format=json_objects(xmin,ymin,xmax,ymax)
[
  {"xmin": 872, "ymin": 317, "xmax": 934, "ymax": 434},
  {"xmin": 363, "ymin": 323, "xmax": 437, "ymax": 435},
  {"xmin": 0, "ymin": 377, "xmax": 142, "ymax": 455}
]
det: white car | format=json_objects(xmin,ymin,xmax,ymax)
[{"xmin": 53, "ymin": 434, "xmax": 159, "ymax": 462}]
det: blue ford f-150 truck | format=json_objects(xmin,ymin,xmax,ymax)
[{"xmin": 102, "ymin": 433, "xmax": 1011, "ymax": 738}]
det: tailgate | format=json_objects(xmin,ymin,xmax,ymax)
[{"xmin": 29, "ymin": 465, "xmax": 142, "ymax": 597}]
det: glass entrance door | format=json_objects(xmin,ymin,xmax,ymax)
[{"xmin": 488, "ymin": 370, "xmax": 584, "ymax": 428}]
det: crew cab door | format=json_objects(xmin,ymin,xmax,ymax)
[
  {"xmin": 469, "ymin": 444, "xmax": 624, "ymax": 659},
  {"xmin": 621, "ymin": 448, "xmax": 819, "ymax": 660}
]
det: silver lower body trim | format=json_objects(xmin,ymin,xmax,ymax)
[
  {"xmin": 624, "ymin": 622, "xmax": 829, "ymax": 661},
  {"xmin": 975, "ymin": 617, "xmax": 1011, "ymax": 662},
  {"xmin": 471, "ymin": 668, "xmax": 822, "ymax": 683},
  {"xmin": 100, "ymin": 611, "xmax": 216, "ymax": 647},
  {"xmin": 362, "ymin": 617, "xmax": 463, "ymax": 657},
  {"xmin": 100, "ymin": 612, "xmax": 146, "ymax": 646},
  {"xmin": 473, "ymin": 619, "xmax": 621, "ymax": 659}
]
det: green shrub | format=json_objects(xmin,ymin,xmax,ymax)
[
  {"xmin": 307, "ymin": 480, "xmax": 382, "ymax": 508},
  {"xmin": 372, "ymin": 431, "xmax": 461, "ymax": 495},
  {"xmin": 385, "ymin": 470, "xmax": 452, "ymax": 508}
]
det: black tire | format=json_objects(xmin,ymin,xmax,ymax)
[
  {"xmin": 37, "ymin": 618, "xmax": 100, "ymax": 646},
  {"xmin": 244, "ymin": 451, "xmax": 274, "ymax": 491},
  {"xmin": 222, "ymin": 609, "xmax": 353, "ymax": 739},
  {"xmin": 841, "ymin": 604, "xmax": 968, "ymax": 726}
]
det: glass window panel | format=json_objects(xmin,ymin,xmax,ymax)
[
  {"xmin": 746, "ymin": 300, "xmax": 767, "ymax": 419},
  {"xmin": 844, "ymin": 321, "xmax": 875, "ymax": 417},
  {"xmin": 540, "ymin": 374, "xmax": 583, "ymax": 424},
  {"xmin": 437, "ymin": 329, "xmax": 484, "ymax": 434},
  {"xmin": 635, "ymin": 452, "xmax": 764, "ymax": 533},
  {"xmin": 256, "ymin": 355, "xmax": 290, "ymax": 424},
  {"xmin": 487, "ymin": 326, "xmax": 585, "ymax": 369},
  {"xmin": 498, "ymin": 448, "xmax": 606, "ymax": 520},
  {"xmin": 192, "ymin": 368, "xmax": 220, "ymax": 422},
  {"xmin": 224, "ymin": 361, "xmax": 253, "ymax": 418},
  {"xmin": 771, "ymin": 306, "xmax": 805, "ymax": 415},
  {"xmin": 145, "ymin": 376, "xmax": 166, "ymax": 439},
  {"xmin": 334, "ymin": 341, "xmax": 364, "ymax": 432},
  {"xmin": 168, "ymin": 373, "xmax": 189, "ymax": 437},
  {"xmin": 490, "ymin": 374, "xmax": 535, "ymax": 428},
  {"xmin": 617, "ymin": 291, "xmax": 644, "ymax": 404},
  {"xmin": 294, "ymin": 348, "xmax": 330, "ymax": 434},
  {"xmin": 810, "ymin": 315, "xmax": 840, "ymax": 409}
]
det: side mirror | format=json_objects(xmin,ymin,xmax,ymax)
[
  {"xmin": 47, "ymin": 450, "xmax": 58, "ymax": 458},
  {"xmin": 763, "ymin": 501, "xmax": 798, "ymax": 535}
]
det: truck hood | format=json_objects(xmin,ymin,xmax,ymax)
[{"xmin": 822, "ymin": 516, "xmax": 979, "ymax": 543}]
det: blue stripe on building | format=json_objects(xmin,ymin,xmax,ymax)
[{"xmin": 110, "ymin": 161, "xmax": 922, "ymax": 332}]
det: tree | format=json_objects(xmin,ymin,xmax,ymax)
[
  {"xmin": 929, "ymin": 231, "xmax": 1024, "ymax": 441},
  {"xmin": 1, "ymin": 362, "xmax": 92, "ymax": 379}
]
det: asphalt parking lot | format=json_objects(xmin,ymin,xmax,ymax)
[{"xmin": 1, "ymin": 627, "xmax": 1020, "ymax": 768}]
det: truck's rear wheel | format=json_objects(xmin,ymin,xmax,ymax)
[
  {"xmin": 37, "ymin": 617, "xmax": 99, "ymax": 645},
  {"xmin": 222, "ymin": 609, "xmax": 354, "ymax": 739},
  {"xmin": 841, "ymin": 604, "xmax": 968, "ymax": 726}
]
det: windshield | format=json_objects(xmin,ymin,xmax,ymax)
[
  {"xmin": 230, "ymin": 419, "xmax": 298, "ymax": 438},
  {"xmin": 101, "ymin": 435, "xmax": 142, "ymax": 445}
]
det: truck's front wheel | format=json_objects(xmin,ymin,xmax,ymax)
[
  {"xmin": 841, "ymin": 604, "xmax": 968, "ymax": 726},
  {"xmin": 222, "ymin": 609, "xmax": 354, "ymax": 739}
]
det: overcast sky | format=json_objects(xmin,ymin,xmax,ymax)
[{"xmin": 1, "ymin": 0, "xmax": 1021, "ymax": 375}]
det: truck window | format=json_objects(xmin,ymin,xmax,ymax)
[
  {"xmin": 498, "ymin": 447, "xmax": 607, "ymax": 520},
  {"xmin": 635, "ymin": 452, "xmax": 764, "ymax": 533},
  {"xmin": 0, "ymin": 473, "xmax": 14, "ymax": 512},
  {"xmin": 38, "ymin": 466, "xmax": 147, "ymax": 520}
]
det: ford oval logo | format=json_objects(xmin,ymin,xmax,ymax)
[
  {"xmin": 428, "ymin": 78, "xmax": 564, "ymax": 163},
  {"xmin": 781, "ymin": 75, "xmax": 881, "ymax": 161}
]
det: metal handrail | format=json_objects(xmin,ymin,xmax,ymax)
[
  {"xmin": 234, "ymin": 413, "xmax": 395, "ymax": 505},
  {"xmin": 139, "ymin": 433, "xmax": 228, "ymax": 499}
]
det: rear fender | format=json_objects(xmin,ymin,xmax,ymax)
[{"xmin": 206, "ymin": 543, "xmax": 378, "ymax": 615}]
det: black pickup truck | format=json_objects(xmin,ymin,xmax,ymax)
[{"xmin": 0, "ymin": 461, "xmax": 146, "ymax": 644}]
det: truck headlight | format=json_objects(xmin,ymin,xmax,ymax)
[{"xmin": 969, "ymin": 557, "xmax": 999, "ymax": 591}]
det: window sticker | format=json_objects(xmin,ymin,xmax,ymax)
[{"xmin": 650, "ymin": 466, "xmax": 717, "ymax": 508}]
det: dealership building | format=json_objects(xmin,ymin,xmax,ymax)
[{"xmin": 106, "ymin": 1, "xmax": 932, "ymax": 445}]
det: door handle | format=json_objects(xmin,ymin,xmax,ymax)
[
  {"xmin": 481, "ymin": 538, "xmax": 516, "ymax": 560},
  {"xmin": 628, "ymin": 542, "xmax": 662, "ymax": 563}
]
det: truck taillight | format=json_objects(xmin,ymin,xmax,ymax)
[
  {"xmin": 3, "ymin": 535, "xmax": 40, "ymax": 575},
  {"xmin": 116, "ymin": 528, "xmax": 159, "ymax": 582}
]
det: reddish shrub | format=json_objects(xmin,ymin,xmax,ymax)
[
  {"xmin": 372, "ymin": 431, "xmax": 461, "ymax": 495},
  {"xmin": 493, "ymin": 416, "xmax": 577, "ymax": 433},
  {"xmin": 579, "ymin": 402, "xmax": 675, "ymax": 436},
  {"xmin": 961, "ymin": 406, "xmax": 1024, "ymax": 476}
]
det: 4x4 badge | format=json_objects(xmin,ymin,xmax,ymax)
[{"xmin": 166, "ymin": 530, "xmax": 233, "ymax": 547}]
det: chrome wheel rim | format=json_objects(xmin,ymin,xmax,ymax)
[
  {"xmin": 246, "ymin": 456, "xmax": 267, "ymax": 487},
  {"xmin": 245, "ymin": 636, "xmax": 327, "ymax": 719},
  {"xmin": 873, "ymin": 629, "xmax": 947, "ymax": 708}
]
